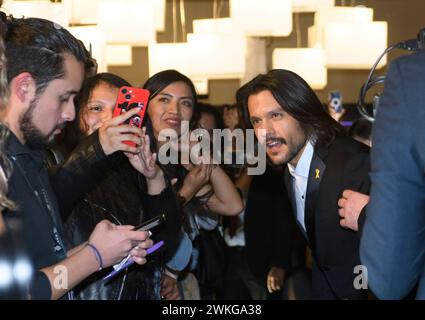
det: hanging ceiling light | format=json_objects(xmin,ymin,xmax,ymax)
[
  {"xmin": 242, "ymin": 37, "xmax": 267, "ymax": 85},
  {"xmin": 98, "ymin": 0, "xmax": 155, "ymax": 45},
  {"xmin": 148, "ymin": 43, "xmax": 210, "ymax": 95},
  {"xmin": 105, "ymin": 45, "xmax": 132, "ymax": 66},
  {"xmin": 292, "ymin": 0, "xmax": 335, "ymax": 13},
  {"xmin": 193, "ymin": 18, "xmax": 234, "ymax": 34},
  {"xmin": 230, "ymin": 0, "xmax": 293, "ymax": 37},
  {"xmin": 148, "ymin": 42, "xmax": 191, "ymax": 76},
  {"xmin": 309, "ymin": 6, "xmax": 387, "ymax": 69},
  {"xmin": 63, "ymin": 0, "xmax": 165, "ymax": 32},
  {"xmin": 63, "ymin": 0, "xmax": 99, "ymax": 25},
  {"xmin": 311, "ymin": 6, "xmax": 374, "ymax": 47},
  {"xmin": 190, "ymin": 17, "xmax": 266, "ymax": 84},
  {"xmin": 2, "ymin": 0, "xmax": 69, "ymax": 27},
  {"xmin": 272, "ymin": 48, "xmax": 327, "ymax": 90},
  {"xmin": 68, "ymin": 25, "xmax": 107, "ymax": 72},
  {"xmin": 151, "ymin": 0, "xmax": 166, "ymax": 32},
  {"xmin": 148, "ymin": 0, "xmax": 196, "ymax": 88},
  {"xmin": 187, "ymin": 33, "xmax": 247, "ymax": 79},
  {"xmin": 149, "ymin": 16, "xmax": 247, "ymax": 92},
  {"xmin": 189, "ymin": 17, "xmax": 246, "ymax": 79},
  {"xmin": 323, "ymin": 21, "xmax": 388, "ymax": 69}
]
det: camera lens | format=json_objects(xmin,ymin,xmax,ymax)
[
  {"xmin": 121, "ymin": 88, "xmax": 127, "ymax": 94},
  {"xmin": 125, "ymin": 94, "xmax": 132, "ymax": 100}
]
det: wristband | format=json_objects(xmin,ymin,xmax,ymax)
[{"xmin": 87, "ymin": 243, "xmax": 104, "ymax": 270}]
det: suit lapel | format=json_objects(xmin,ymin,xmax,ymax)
[
  {"xmin": 304, "ymin": 150, "xmax": 327, "ymax": 253},
  {"xmin": 284, "ymin": 169, "xmax": 292, "ymax": 201}
]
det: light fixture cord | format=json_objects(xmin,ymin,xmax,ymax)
[
  {"xmin": 295, "ymin": 13, "xmax": 302, "ymax": 48},
  {"xmin": 218, "ymin": 0, "xmax": 224, "ymax": 18},
  {"xmin": 173, "ymin": 0, "xmax": 177, "ymax": 42},
  {"xmin": 180, "ymin": 0, "xmax": 186, "ymax": 42}
]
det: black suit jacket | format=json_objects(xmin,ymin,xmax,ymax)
[
  {"xmin": 245, "ymin": 166, "xmax": 305, "ymax": 283},
  {"xmin": 284, "ymin": 135, "xmax": 370, "ymax": 300}
]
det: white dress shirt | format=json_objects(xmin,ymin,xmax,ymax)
[{"xmin": 287, "ymin": 140, "xmax": 315, "ymax": 232}]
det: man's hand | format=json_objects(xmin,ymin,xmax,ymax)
[
  {"xmin": 267, "ymin": 267, "xmax": 285, "ymax": 293},
  {"xmin": 88, "ymin": 220, "xmax": 153, "ymax": 267},
  {"xmin": 98, "ymin": 108, "xmax": 143, "ymax": 155},
  {"xmin": 338, "ymin": 189, "xmax": 370, "ymax": 232}
]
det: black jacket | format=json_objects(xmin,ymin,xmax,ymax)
[
  {"xmin": 284, "ymin": 135, "xmax": 370, "ymax": 300},
  {"xmin": 64, "ymin": 178, "xmax": 162, "ymax": 300},
  {"xmin": 3, "ymin": 130, "xmax": 111, "ymax": 299},
  {"xmin": 58, "ymin": 135, "xmax": 182, "ymax": 300},
  {"xmin": 244, "ymin": 166, "xmax": 305, "ymax": 284}
]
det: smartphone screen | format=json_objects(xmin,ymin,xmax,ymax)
[{"xmin": 134, "ymin": 214, "xmax": 165, "ymax": 231}]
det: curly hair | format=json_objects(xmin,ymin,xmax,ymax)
[
  {"xmin": 0, "ymin": 38, "xmax": 7, "ymax": 108},
  {"xmin": 2, "ymin": 13, "xmax": 89, "ymax": 96}
]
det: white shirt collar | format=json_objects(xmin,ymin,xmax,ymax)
[{"xmin": 287, "ymin": 139, "xmax": 315, "ymax": 179}]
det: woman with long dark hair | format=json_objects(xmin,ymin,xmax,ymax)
[
  {"xmin": 143, "ymin": 70, "xmax": 243, "ymax": 299},
  {"xmin": 58, "ymin": 72, "xmax": 181, "ymax": 300},
  {"xmin": 144, "ymin": 70, "xmax": 243, "ymax": 218}
]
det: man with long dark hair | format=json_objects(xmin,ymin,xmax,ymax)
[{"xmin": 238, "ymin": 69, "xmax": 370, "ymax": 299}]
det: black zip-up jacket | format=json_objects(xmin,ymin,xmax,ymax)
[
  {"xmin": 4, "ymin": 130, "xmax": 111, "ymax": 299},
  {"xmin": 4, "ymin": 129, "xmax": 182, "ymax": 299},
  {"xmin": 52, "ymin": 133, "xmax": 182, "ymax": 300}
]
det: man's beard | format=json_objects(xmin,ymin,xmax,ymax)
[
  {"xmin": 265, "ymin": 135, "xmax": 306, "ymax": 166},
  {"xmin": 19, "ymin": 97, "xmax": 65, "ymax": 149}
]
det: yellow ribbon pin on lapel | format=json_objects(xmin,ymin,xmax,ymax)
[{"xmin": 315, "ymin": 169, "xmax": 320, "ymax": 179}]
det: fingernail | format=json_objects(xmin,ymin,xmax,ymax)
[{"xmin": 148, "ymin": 231, "xmax": 152, "ymax": 237}]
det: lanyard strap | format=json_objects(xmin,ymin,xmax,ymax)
[{"xmin": 9, "ymin": 154, "xmax": 67, "ymax": 258}]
